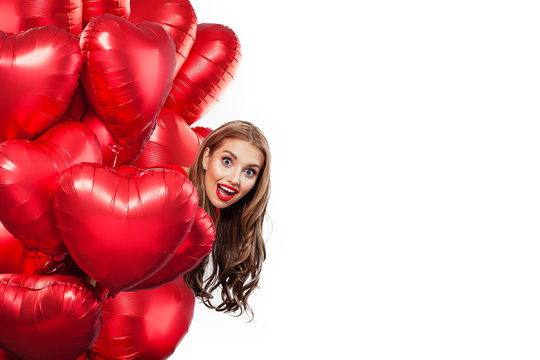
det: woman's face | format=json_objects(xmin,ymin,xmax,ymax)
[{"xmin": 202, "ymin": 138, "xmax": 264, "ymax": 209}]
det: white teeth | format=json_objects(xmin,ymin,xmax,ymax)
[{"xmin": 219, "ymin": 184, "xmax": 236, "ymax": 194}]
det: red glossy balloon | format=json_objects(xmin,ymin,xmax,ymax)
[
  {"xmin": 80, "ymin": 14, "xmax": 177, "ymax": 165},
  {"xmin": 0, "ymin": 222, "xmax": 24, "ymax": 274},
  {"xmin": 87, "ymin": 279, "xmax": 195, "ymax": 360},
  {"xmin": 82, "ymin": 0, "xmax": 130, "ymax": 28},
  {"xmin": 0, "ymin": 274, "xmax": 102, "ymax": 360},
  {"xmin": 19, "ymin": 249, "xmax": 57, "ymax": 276},
  {"xmin": 129, "ymin": 0, "xmax": 197, "ymax": 75},
  {"xmin": 134, "ymin": 108, "xmax": 202, "ymax": 169},
  {"xmin": 53, "ymin": 163, "xmax": 199, "ymax": 294},
  {"xmin": 0, "ymin": 223, "xmax": 59, "ymax": 276},
  {"xmin": 164, "ymin": 23, "xmax": 242, "ymax": 125},
  {"xmin": 0, "ymin": 122, "xmax": 101, "ymax": 257},
  {"xmin": 192, "ymin": 126, "xmax": 213, "ymax": 142},
  {"xmin": 0, "ymin": 0, "xmax": 83, "ymax": 35},
  {"xmin": 0, "ymin": 27, "xmax": 82, "ymax": 142},
  {"xmin": 58, "ymin": 83, "xmax": 89, "ymax": 123},
  {"xmin": 81, "ymin": 108, "xmax": 124, "ymax": 167},
  {"xmin": 133, "ymin": 207, "xmax": 215, "ymax": 290},
  {"xmin": 0, "ymin": 350, "xmax": 15, "ymax": 360},
  {"xmin": 153, "ymin": 164, "xmax": 188, "ymax": 177}
]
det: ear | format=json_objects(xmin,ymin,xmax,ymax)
[{"xmin": 202, "ymin": 147, "xmax": 210, "ymax": 170}]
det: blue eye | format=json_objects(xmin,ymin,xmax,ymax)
[
  {"xmin": 244, "ymin": 168, "xmax": 257, "ymax": 177},
  {"xmin": 222, "ymin": 157, "xmax": 232, "ymax": 166}
]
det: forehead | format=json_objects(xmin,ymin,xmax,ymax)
[{"xmin": 213, "ymin": 138, "xmax": 264, "ymax": 166}]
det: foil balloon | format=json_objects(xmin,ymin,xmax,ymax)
[
  {"xmin": 0, "ymin": 238, "xmax": 60, "ymax": 277},
  {"xmin": 0, "ymin": 222, "xmax": 23, "ymax": 274},
  {"xmin": 0, "ymin": 27, "xmax": 82, "ymax": 142},
  {"xmin": 0, "ymin": 274, "xmax": 102, "ymax": 360},
  {"xmin": 0, "ymin": 122, "xmax": 102, "ymax": 257},
  {"xmin": 129, "ymin": 0, "xmax": 197, "ymax": 75},
  {"xmin": 87, "ymin": 279, "xmax": 195, "ymax": 360},
  {"xmin": 82, "ymin": 0, "xmax": 130, "ymax": 28},
  {"xmin": 134, "ymin": 108, "xmax": 202, "ymax": 169},
  {"xmin": 81, "ymin": 109, "xmax": 192, "ymax": 170},
  {"xmin": 58, "ymin": 83, "xmax": 89, "ymax": 123},
  {"xmin": 0, "ymin": 350, "xmax": 15, "ymax": 360},
  {"xmin": 80, "ymin": 14, "xmax": 177, "ymax": 165},
  {"xmin": 0, "ymin": 0, "xmax": 83, "ymax": 35},
  {"xmin": 164, "ymin": 23, "xmax": 241, "ymax": 125},
  {"xmin": 192, "ymin": 126, "xmax": 213, "ymax": 142},
  {"xmin": 81, "ymin": 108, "xmax": 124, "ymax": 167},
  {"xmin": 0, "ymin": 222, "xmax": 53, "ymax": 276},
  {"xmin": 132, "ymin": 207, "xmax": 215, "ymax": 291},
  {"xmin": 53, "ymin": 163, "xmax": 199, "ymax": 294},
  {"xmin": 19, "ymin": 249, "xmax": 61, "ymax": 276}
]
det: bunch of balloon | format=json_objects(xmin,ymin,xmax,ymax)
[{"xmin": 0, "ymin": 0, "xmax": 241, "ymax": 359}]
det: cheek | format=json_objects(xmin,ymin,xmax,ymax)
[
  {"xmin": 239, "ymin": 178, "xmax": 257, "ymax": 197},
  {"xmin": 208, "ymin": 159, "xmax": 227, "ymax": 179}
]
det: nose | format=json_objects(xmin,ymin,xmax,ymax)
[{"xmin": 226, "ymin": 167, "xmax": 241, "ymax": 187}]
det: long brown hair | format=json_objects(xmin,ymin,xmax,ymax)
[{"xmin": 184, "ymin": 120, "xmax": 271, "ymax": 317}]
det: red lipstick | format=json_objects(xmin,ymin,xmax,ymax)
[{"xmin": 216, "ymin": 183, "xmax": 238, "ymax": 201}]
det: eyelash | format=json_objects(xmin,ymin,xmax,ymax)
[{"xmin": 222, "ymin": 157, "xmax": 257, "ymax": 177}]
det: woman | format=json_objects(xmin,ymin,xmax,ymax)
[{"xmin": 185, "ymin": 120, "xmax": 271, "ymax": 317}]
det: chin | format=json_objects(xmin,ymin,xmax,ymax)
[{"xmin": 209, "ymin": 198, "xmax": 229, "ymax": 209}]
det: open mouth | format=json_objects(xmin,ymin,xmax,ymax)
[{"xmin": 216, "ymin": 183, "xmax": 238, "ymax": 201}]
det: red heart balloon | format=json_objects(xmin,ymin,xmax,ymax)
[
  {"xmin": 0, "ymin": 0, "xmax": 83, "ymax": 35},
  {"xmin": 0, "ymin": 224, "xmax": 58, "ymax": 276},
  {"xmin": 80, "ymin": 14, "xmax": 177, "ymax": 165},
  {"xmin": 82, "ymin": 0, "xmax": 130, "ymax": 28},
  {"xmin": 133, "ymin": 108, "xmax": 202, "ymax": 169},
  {"xmin": 58, "ymin": 82, "xmax": 89, "ymax": 123},
  {"xmin": 0, "ymin": 274, "xmax": 102, "ymax": 360},
  {"xmin": 0, "ymin": 349, "xmax": 15, "ymax": 360},
  {"xmin": 0, "ymin": 27, "xmax": 82, "ymax": 142},
  {"xmin": 81, "ymin": 108, "xmax": 125, "ymax": 167},
  {"xmin": 0, "ymin": 222, "xmax": 56, "ymax": 276},
  {"xmin": 164, "ymin": 23, "xmax": 242, "ymax": 125},
  {"xmin": 129, "ymin": 0, "xmax": 197, "ymax": 75},
  {"xmin": 192, "ymin": 126, "xmax": 213, "ymax": 142},
  {"xmin": 0, "ymin": 222, "xmax": 24, "ymax": 274},
  {"xmin": 0, "ymin": 122, "xmax": 101, "ymax": 257},
  {"xmin": 132, "ymin": 207, "xmax": 215, "ymax": 290},
  {"xmin": 87, "ymin": 279, "xmax": 194, "ymax": 360},
  {"xmin": 53, "ymin": 163, "xmax": 198, "ymax": 294}
]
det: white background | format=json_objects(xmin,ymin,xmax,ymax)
[{"xmin": 174, "ymin": 1, "xmax": 540, "ymax": 359}]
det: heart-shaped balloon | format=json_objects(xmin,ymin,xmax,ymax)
[
  {"xmin": 81, "ymin": 108, "xmax": 125, "ymax": 167},
  {"xmin": 0, "ymin": 349, "xmax": 15, "ymax": 360},
  {"xmin": 0, "ymin": 274, "xmax": 102, "ymax": 360},
  {"xmin": 82, "ymin": 0, "xmax": 130, "ymax": 28},
  {"xmin": 0, "ymin": 222, "xmax": 24, "ymax": 274},
  {"xmin": 164, "ymin": 23, "xmax": 242, "ymax": 125},
  {"xmin": 53, "ymin": 163, "xmax": 198, "ymax": 294},
  {"xmin": 0, "ymin": 222, "xmax": 56, "ymax": 276},
  {"xmin": 0, "ymin": 122, "xmax": 102, "ymax": 257},
  {"xmin": 129, "ymin": 0, "xmax": 197, "ymax": 75},
  {"xmin": 0, "ymin": 226, "xmax": 60, "ymax": 276},
  {"xmin": 0, "ymin": 26, "xmax": 82, "ymax": 142},
  {"xmin": 192, "ymin": 126, "xmax": 213, "ymax": 142},
  {"xmin": 58, "ymin": 82, "xmax": 89, "ymax": 123},
  {"xmin": 0, "ymin": 0, "xmax": 83, "ymax": 35},
  {"xmin": 132, "ymin": 207, "xmax": 215, "ymax": 291},
  {"xmin": 133, "ymin": 108, "xmax": 202, "ymax": 169},
  {"xmin": 80, "ymin": 14, "xmax": 176, "ymax": 165},
  {"xmin": 87, "ymin": 279, "xmax": 194, "ymax": 360}
]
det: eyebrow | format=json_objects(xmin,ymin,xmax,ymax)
[{"xmin": 222, "ymin": 150, "xmax": 261, "ymax": 169}]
